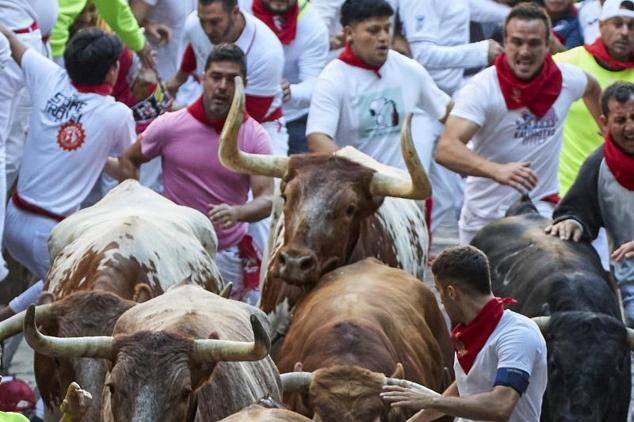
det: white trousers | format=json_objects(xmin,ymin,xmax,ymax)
[{"xmin": 216, "ymin": 246, "xmax": 259, "ymax": 305}]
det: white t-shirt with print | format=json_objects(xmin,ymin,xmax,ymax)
[
  {"xmin": 451, "ymin": 63, "xmax": 587, "ymax": 233},
  {"xmin": 183, "ymin": 11, "xmax": 284, "ymax": 115},
  {"xmin": 454, "ymin": 310, "xmax": 548, "ymax": 422},
  {"xmin": 18, "ymin": 49, "xmax": 135, "ymax": 216},
  {"xmin": 306, "ymin": 50, "xmax": 451, "ymax": 169}
]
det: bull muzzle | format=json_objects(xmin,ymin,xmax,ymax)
[
  {"xmin": 218, "ymin": 77, "xmax": 431, "ymax": 201},
  {"xmin": 23, "ymin": 305, "xmax": 115, "ymax": 359},
  {"xmin": 191, "ymin": 314, "xmax": 271, "ymax": 363}
]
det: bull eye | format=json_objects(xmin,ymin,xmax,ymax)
[
  {"xmin": 345, "ymin": 205, "xmax": 356, "ymax": 216},
  {"xmin": 181, "ymin": 387, "xmax": 192, "ymax": 401},
  {"xmin": 106, "ymin": 382, "xmax": 115, "ymax": 395}
]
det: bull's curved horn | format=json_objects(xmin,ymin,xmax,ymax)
[
  {"xmin": 218, "ymin": 76, "xmax": 289, "ymax": 178},
  {"xmin": 532, "ymin": 316, "xmax": 550, "ymax": 332},
  {"xmin": 219, "ymin": 282, "xmax": 233, "ymax": 299},
  {"xmin": 280, "ymin": 372, "xmax": 313, "ymax": 392},
  {"xmin": 23, "ymin": 305, "xmax": 114, "ymax": 359},
  {"xmin": 0, "ymin": 304, "xmax": 54, "ymax": 342},
  {"xmin": 368, "ymin": 113, "xmax": 432, "ymax": 200},
  {"xmin": 192, "ymin": 314, "xmax": 270, "ymax": 362},
  {"xmin": 626, "ymin": 328, "xmax": 634, "ymax": 350}
]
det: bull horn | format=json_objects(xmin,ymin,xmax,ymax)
[
  {"xmin": 368, "ymin": 113, "xmax": 432, "ymax": 200},
  {"xmin": 23, "ymin": 305, "xmax": 114, "ymax": 359},
  {"xmin": 192, "ymin": 314, "xmax": 270, "ymax": 362},
  {"xmin": 0, "ymin": 304, "xmax": 54, "ymax": 342},
  {"xmin": 280, "ymin": 372, "xmax": 313, "ymax": 392},
  {"xmin": 627, "ymin": 328, "xmax": 634, "ymax": 350},
  {"xmin": 219, "ymin": 282, "xmax": 233, "ymax": 299},
  {"xmin": 532, "ymin": 316, "xmax": 550, "ymax": 332},
  {"xmin": 218, "ymin": 76, "xmax": 289, "ymax": 178}
]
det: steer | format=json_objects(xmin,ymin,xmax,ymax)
[
  {"xmin": 218, "ymin": 404, "xmax": 311, "ymax": 421},
  {"xmin": 24, "ymin": 282, "xmax": 281, "ymax": 422},
  {"xmin": 471, "ymin": 196, "xmax": 634, "ymax": 422},
  {"xmin": 0, "ymin": 180, "xmax": 224, "ymax": 420},
  {"xmin": 277, "ymin": 258, "xmax": 453, "ymax": 421},
  {"xmin": 217, "ymin": 77, "xmax": 430, "ymax": 315}
]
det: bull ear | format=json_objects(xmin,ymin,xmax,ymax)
[
  {"xmin": 294, "ymin": 361, "xmax": 303, "ymax": 372},
  {"xmin": 390, "ymin": 362, "xmax": 404, "ymax": 379},
  {"xmin": 37, "ymin": 292, "xmax": 55, "ymax": 305},
  {"xmin": 133, "ymin": 283, "xmax": 153, "ymax": 303}
]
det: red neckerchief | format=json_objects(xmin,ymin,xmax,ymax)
[
  {"xmin": 187, "ymin": 96, "xmax": 249, "ymax": 133},
  {"xmin": 451, "ymin": 297, "xmax": 517, "ymax": 374},
  {"xmin": 252, "ymin": 0, "xmax": 299, "ymax": 45},
  {"xmin": 604, "ymin": 134, "xmax": 634, "ymax": 191},
  {"xmin": 585, "ymin": 38, "xmax": 634, "ymax": 70},
  {"xmin": 495, "ymin": 53, "xmax": 562, "ymax": 119},
  {"xmin": 338, "ymin": 44, "xmax": 382, "ymax": 78},
  {"xmin": 71, "ymin": 81, "xmax": 113, "ymax": 96}
]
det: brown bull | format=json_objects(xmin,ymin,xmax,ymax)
[
  {"xmin": 0, "ymin": 180, "xmax": 224, "ymax": 421},
  {"xmin": 276, "ymin": 258, "xmax": 453, "ymax": 421},
  {"xmin": 218, "ymin": 404, "xmax": 311, "ymax": 421},
  {"xmin": 218, "ymin": 77, "xmax": 431, "ymax": 316},
  {"xmin": 24, "ymin": 282, "xmax": 281, "ymax": 422}
]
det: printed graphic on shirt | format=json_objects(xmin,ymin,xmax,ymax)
[
  {"xmin": 514, "ymin": 109, "xmax": 558, "ymax": 146},
  {"xmin": 357, "ymin": 88, "xmax": 404, "ymax": 140},
  {"xmin": 45, "ymin": 92, "xmax": 88, "ymax": 152}
]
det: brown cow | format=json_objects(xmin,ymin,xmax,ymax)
[
  {"xmin": 276, "ymin": 258, "xmax": 453, "ymax": 421},
  {"xmin": 24, "ymin": 282, "xmax": 281, "ymax": 422},
  {"xmin": 0, "ymin": 180, "xmax": 225, "ymax": 421},
  {"xmin": 217, "ymin": 77, "xmax": 431, "ymax": 319},
  {"xmin": 218, "ymin": 404, "xmax": 311, "ymax": 421}
]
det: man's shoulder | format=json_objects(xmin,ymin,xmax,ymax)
[
  {"xmin": 497, "ymin": 310, "xmax": 545, "ymax": 345},
  {"xmin": 184, "ymin": 11, "xmax": 203, "ymax": 37},
  {"xmin": 554, "ymin": 45, "xmax": 589, "ymax": 65},
  {"xmin": 247, "ymin": 13, "xmax": 284, "ymax": 55}
]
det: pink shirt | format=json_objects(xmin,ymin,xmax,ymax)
[{"xmin": 140, "ymin": 107, "xmax": 272, "ymax": 249}]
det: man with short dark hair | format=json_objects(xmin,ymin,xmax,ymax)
[
  {"xmin": 119, "ymin": 44, "xmax": 273, "ymax": 304},
  {"xmin": 306, "ymin": 0, "xmax": 452, "ymax": 170},
  {"xmin": 546, "ymin": 81, "xmax": 634, "ymax": 325},
  {"xmin": 382, "ymin": 245, "xmax": 547, "ymax": 422},
  {"xmin": 436, "ymin": 2, "xmax": 603, "ymax": 244},
  {"xmin": 0, "ymin": 27, "xmax": 135, "ymax": 314}
]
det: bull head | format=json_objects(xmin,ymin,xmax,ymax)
[
  {"xmin": 24, "ymin": 306, "xmax": 271, "ymax": 363},
  {"xmin": 218, "ymin": 76, "xmax": 431, "ymax": 200},
  {"xmin": 531, "ymin": 315, "xmax": 634, "ymax": 350}
]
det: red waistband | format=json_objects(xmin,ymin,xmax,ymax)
[
  {"xmin": 13, "ymin": 22, "xmax": 39, "ymax": 35},
  {"xmin": 12, "ymin": 191, "xmax": 65, "ymax": 222},
  {"xmin": 263, "ymin": 107, "xmax": 283, "ymax": 123}
]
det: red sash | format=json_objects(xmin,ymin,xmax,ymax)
[
  {"xmin": 451, "ymin": 297, "xmax": 517, "ymax": 374},
  {"xmin": 604, "ymin": 134, "xmax": 634, "ymax": 191},
  {"xmin": 187, "ymin": 96, "xmax": 249, "ymax": 132},
  {"xmin": 338, "ymin": 44, "xmax": 382, "ymax": 78},
  {"xmin": 495, "ymin": 54, "xmax": 562, "ymax": 119},
  {"xmin": 252, "ymin": 0, "xmax": 299, "ymax": 45},
  {"xmin": 585, "ymin": 38, "xmax": 634, "ymax": 70}
]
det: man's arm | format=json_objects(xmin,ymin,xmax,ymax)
[
  {"xmin": 107, "ymin": 139, "xmax": 152, "ymax": 181},
  {"xmin": 435, "ymin": 115, "xmax": 538, "ymax": 192},
  {"xmin": 0, "ymin": 24, "xmax": 28, "ymax": 65},
  {"xmin": 308, "ymin": 133, "xmax": 339, "ymax": 153},
  {"xmin": 582, "ymin": 72, "xmax": 603, "ymax": 131},
  {"xmin": 129, "ymin": 0, "xmax": 171, "ymax": 47},
  {"xmin": 407, "ymin": 382, "xmax": 459, "ymax": 422},
  {"xmin": 208, "ymin": 175, "xmax": 273, "ymax": 228}
]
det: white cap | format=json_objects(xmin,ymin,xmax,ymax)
[{"xmin": 600, "ymin": 0, "xmax": 634, "ymax": 21}]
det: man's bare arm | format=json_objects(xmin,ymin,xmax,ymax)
[
  {"xmin": 307, "ymin": 132, "xmax": 339, "ymax": 154},
  {"xmin": 582, "ymin": 72, "xmax": 603, "ymax": 132},
  {"xmin": 106, "ymin": 139, "xmax": 152, "ymax": 181}
]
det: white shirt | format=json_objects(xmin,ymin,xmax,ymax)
[
  {"xmin": 0, "ymin": 0, "xmax": 57, "ymax": 33},
  {"xmin": 451, "ymin": 64, "xmax": 587, "ymax": 233},
  {"xmin": 239, "ymin": 0, "xmax": 329, "ymax": 122},
  {"xmin": 578, "ymin": 0, "xmax": 601, "ymax": 44},
  {"xmin": 18, "ymin": 49, "xmax": 135, "ymax": 216},
  {"xmin": 140, "ymin": 0, "xmax": 195, "ymax": 80},
  {"xmin": 306, "ymin": 50, "xmax": 451, "ymax": 169},
  {"xmin": 397, "ymin": 0, "xmax": 490, "ymax": 95},
  {"xmin": 183, "ymin": 10, "xmax": 284, "ymax": 117},
  {"xmin": 454, "ymin": 310, "xmax": 547, "ymax": 422}
]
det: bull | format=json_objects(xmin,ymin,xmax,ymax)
[
  {"xmin": 218, "ymin": 77, "xmax": 431, "ymax": 315},
  {"xmin": 471, "ymin": 196, "xmax": 634, "ymax": 421},
  {"xmin": 0, "ymin": 180, "xmax": 224, "ymax": 420},
  {"xmin": 276, "ymin": 258, "xmax": 453, "ymax": 421},
  {"xmin": 24, "ymin": 282, "xmax": 281, "ymax": 422},
  {"xmin": 218, "ymin": 404, "xmax": 311, "ymax": 421}
]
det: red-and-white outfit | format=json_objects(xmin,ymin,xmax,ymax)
[{"xmin": 451, "ymin": 55, "xmax": 588, "ymax": 243}]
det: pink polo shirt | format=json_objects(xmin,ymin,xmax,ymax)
[{"xmin": 140, "ymin": 104, "xmax": 272, "ymax": 250}]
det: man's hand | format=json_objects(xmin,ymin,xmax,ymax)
[
  {"xmin": 381, "ymin": 382, "xmax": 441, "ymax": 410},
  {"xmin": 281, "ymin": 79, "xmax": 291, "ymax": 103},
  {"xmin": 208, "ymin": 203, "xmax": 242, "ymax": 229},
  {"xmin": 144, "ymin": 21, "xmax": 171, "ymax": 47},
  {"xmin": 544, "ymin": 219, "xmax": 583, "ymax": 241},
  {"xmin": 492, "ymin": 162, "xmax": 538, "ymax": 192},
  {"xmin": 137, "ymin": 40, "xmax": 157, "ymax": 70},
  {"xmin": 487, "ymin": 39, "xmax": 504, "ymax": 65},
  {"xmin": 612, "ymin": 240, "xmax": 634, "ymax": 262}
]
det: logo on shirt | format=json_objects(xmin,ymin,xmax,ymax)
[
  {"xmin": 514, "ymin": 109, "xmax": 559, "ymax": 146},
  {"xmin": 57, "ymin": 121, "xmax": 86, "ymax": 151},
  {"xmin": 356, "ymin": 89, "xmax": 404, "ymax": 141}
]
